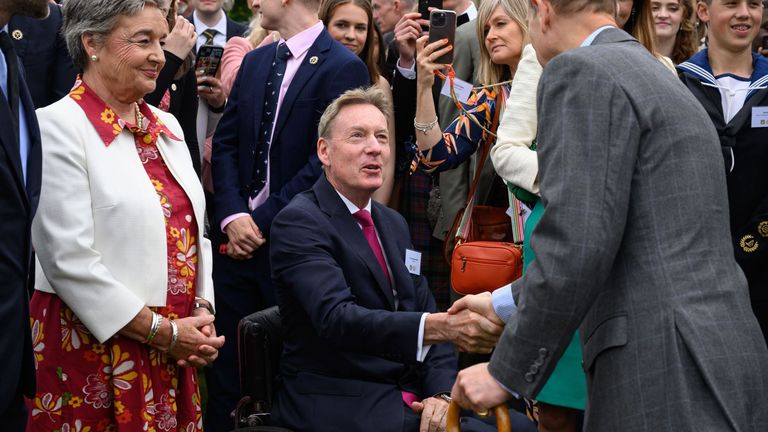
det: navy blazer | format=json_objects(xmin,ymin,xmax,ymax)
[
  {"xmin": 0, "ymin": 42, "xmax": 42, "ymax": 413},
  {"xmin": 211, "ymin": 28, "xmax": 369, "ymax": 237},
  {"xmin": 269, "ymin": 175, "xmax": 457, "ymax": 431},
  {"xmin": 9, "ymin": 3, "xmax": 77, "ymax": 108}
]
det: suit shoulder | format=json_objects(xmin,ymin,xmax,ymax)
[
  {"xmin": 36, "ymin": 96, "xmax": 78, "ymax": 124},
  {"xmin": 275, "ymin": 191, "xmax": 321, "ymax": 223}
]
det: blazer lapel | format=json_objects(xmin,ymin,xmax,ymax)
[
  {"xmin": 249, "ymin": 45, "xmax": 275, "ymax": 155},
  {"xmin": 373, "ymin": 205, "xmax": 415, "ymax": 312},
  {"xmin": 314, "ymin": 177, "xmax": 396, "ymax": 310},
  {"xmin": 272, "ymin": 30, "xmax": 332, "ymax": 139},
  {"xmin": 0, "ymin": 78, "xmax": 27, "ymax": 203},
  {"xmin": 20, "ymin": 72, "xmax": 40, "ymax": 209}
]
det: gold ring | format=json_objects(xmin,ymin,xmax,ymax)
[{"xmin": 476, "ymin": 409, "xmax": 489, "ymax": 418}]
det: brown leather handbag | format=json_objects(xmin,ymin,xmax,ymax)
[
  {"xmin": 446, "ymin": 93, "xmax": 523, "ymax": 295},
  {"xmin": 446, "ymin": 401, "xmax": 511, "ymax": 432}
]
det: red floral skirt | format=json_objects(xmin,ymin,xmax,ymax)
[{"xmin": 26, "ymin": 292, "xmax": 203, "ymax": 432}]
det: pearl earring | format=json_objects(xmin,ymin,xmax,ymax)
[{"xmin": 91, "ymin": 55, "xmax": 98, "ymax": 62}]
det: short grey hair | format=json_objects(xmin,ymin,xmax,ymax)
[
  {"xmin": 62, "ymin": 0, "xmax": 165, "ymax": 70},
  {"xmin": 317, "ymin": 87, "xmax": 390, "ymax": 139}
]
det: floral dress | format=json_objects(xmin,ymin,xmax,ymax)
[
  {"xmin": 27, "ymin": 81, "xmax": 203, "ymax": 432},
  {"xmin": 412, "ymin": 85, "xmax": 508, "ymax": 174}
]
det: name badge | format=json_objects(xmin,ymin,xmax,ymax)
[
  {"xmin": 751, "ymin": 107, "xmax": 768, "ymax": 128},
  {"xmin": 441, "ymin": 77, "xmax": 473, "ymax": 105},
  {"xmin": 405, "ymin": 249, "xmax": 422, "ymax": 275}
]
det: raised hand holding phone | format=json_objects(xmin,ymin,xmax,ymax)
[{"xmin": 427, "ymin": 9, "xmax": 456, "ymax": 65}]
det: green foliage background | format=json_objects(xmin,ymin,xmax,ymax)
[{"xmin": 229, "ymin": 0, "xmax": 252, "ymax": 22}]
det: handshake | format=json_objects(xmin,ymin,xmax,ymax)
[{"xmin": 424, "ymin": 292, "xmax": 504, "ymax": 353}]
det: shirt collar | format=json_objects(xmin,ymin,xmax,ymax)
[
  {"xmin": 193, "ymin": 10, "xmax": 227, "ymax": 37},
  {"xmin": 336, "ymin": 189, "xmax": 372, "ymax": 215},
  {"xmin": 580, "ymin": 25, "xmax": 614, "ymax": 47},
  {"xmin": 463, "ymin": 3, "xmax": 478, "ymax": 21},
  {"xmin": 677, "ymin": 49, "xmax": 768, "ymax": 88},
  {"xmin": 280, "ymin": 21, "xmax": 324, "ymax": 60},
  {"xmin": 68, "ymin": 78, "xmax": 180, "ymax": 146}
]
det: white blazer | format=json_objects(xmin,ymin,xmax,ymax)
[{"xmin": 32, "ymin": 96, "xmax": 214, "ymax": 343}]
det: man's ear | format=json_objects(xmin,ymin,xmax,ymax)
[
  {"xmin": 317, "ymin": 137, "xmax": 331, "ymax": 167},
  {"xmin": 696, "ymin": 1, "xmax": 710, "ymax": 24},
  {"xmin": 537, "ymin": 0, "xmax": 553, "ymax": 33}
]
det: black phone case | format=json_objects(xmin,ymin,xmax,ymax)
[
  {"xmin": 428, "ymin": 10, "xmax": 457, "ymax": 65},
  {"xmin": 419, "ymin": 0, "xmax": 443, "ymax": 23},
  {"xmin": 195, "ymin": 45, "xmax": 225, "ymax": 77}
]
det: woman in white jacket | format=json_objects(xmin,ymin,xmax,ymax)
[{"xmin": 27, "ymin": 1, "xmax": 223, "ymax": 430}]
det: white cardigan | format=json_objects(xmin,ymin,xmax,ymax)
[
  {"xmin": 32, "ymin": 96, "xmax": 214, "ymax": 343},
  {"xmin": 490, "ymin": 44, "xmax": 542, "ymax": 195}
]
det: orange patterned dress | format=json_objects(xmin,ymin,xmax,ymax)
[{"xmin": 27, "ymin": 81, "xmax": 203, "ymax": 432}]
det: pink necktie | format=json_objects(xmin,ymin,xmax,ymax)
[{"xmin": 353, "ymin": 209, "xmax": 391, "ymax": 286}]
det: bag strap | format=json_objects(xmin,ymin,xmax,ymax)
[{"xmin": 455, "ymin": 91, "xmax": 504, "ymax": 242}]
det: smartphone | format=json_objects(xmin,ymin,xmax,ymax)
[
  {"xmin": 418, "ymin": 0, "xmax": 442, "ymax": 30},
  {"xmin": 428, "ymin": 9, "xmax": 457, "ymax": 65},
  {"xmin": 195, "ymin": 45, "xmax": 224, "ymax": 77}
]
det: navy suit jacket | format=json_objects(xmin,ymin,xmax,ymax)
[
  {"xmin": 0, "ymin": 42, "xmax": 42, "ymax": 413},
  {"xmin": 269, "ymin": 175, "xmax": 457, "ymax": 431},
  {"xmin": 212, "ymin": 28, "xmax": 368, "ymax": 238},
  {"xmin": 9, "ymin": 3, "xmax": 77, "ymax": 108}
]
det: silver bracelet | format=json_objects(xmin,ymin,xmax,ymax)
[
  {"xmin": 168, "ymin": 319, "xmax": 179, "ymax": 352},
  {"xmin": 145, "ymin": 312, "xmax": 163, "ymax": 344},
  {"xmin": 414, "ymin": 117, "xmax": 438, "ymax": 135}
]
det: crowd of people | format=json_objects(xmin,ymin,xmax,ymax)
[{"xmin": 2, "ymin": 0, "xmax": 768, "ymax": 431}]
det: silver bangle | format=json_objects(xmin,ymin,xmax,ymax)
[
  {"xmin": 145, "ymin": 312, "xmax": 163, "ymax": 344},
  {"xmin": 168, "ymin": 319, "xmax": 179, "ymax": 352},
  {"xmin": 414, "ymin": 117, "xmax": 438, "ymax": 135}
]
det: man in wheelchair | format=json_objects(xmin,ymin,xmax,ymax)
[{"xmin": 269, "ymin": 87, "xmax": 518, "ymax": 432}]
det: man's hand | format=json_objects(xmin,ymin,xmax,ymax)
[
  {"xmin": 394, "ymin": 12, "xmax": 428, "ymax": 68},
  {"xmin": 448, "ymin": 292, "xmax": 504, "ymax": 326},
  {"xmin": 164, "ymin": 15, "xmax": 196, "ymax": 59},
  {"xmin": 410, "ymin": 396, "xmax": 449, "ymax": 432},
  {"xmin": 224, "ymin": 215, "xmax": 265, "ymax": 259},
  {"xmin": 424, "ymin": 309, "xmax": 503, "ymax": 353},
  {"xmin": 451, "ymin": 363, "xmax": 510, "ymax": 414}
]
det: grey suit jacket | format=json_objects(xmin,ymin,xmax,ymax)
[{"xmin": 489, "ymin": 28, "xmax": 768, "ymax": 431}]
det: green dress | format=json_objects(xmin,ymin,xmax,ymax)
[{"xmin": 521, "ymin": 199, "xmax": 586, "ymax": 410}]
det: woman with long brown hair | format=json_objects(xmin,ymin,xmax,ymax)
[{"xmin": 651, "ymin": 0, "xmax": 699, "ymax": 64}]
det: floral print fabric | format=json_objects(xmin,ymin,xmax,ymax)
[
  {"xmin": 27, "ymin": 81, "xmax": 202, "ymax": 432},
  {"xmin": 411, "ymin": 85, "xmax": 508, "ymax": 174}
]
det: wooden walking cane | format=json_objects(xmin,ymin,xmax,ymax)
[{"xmin": 446, "ymin": 401, "xmax": 511, "ymax": 432}]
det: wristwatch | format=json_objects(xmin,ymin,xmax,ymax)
[
  {"xmin": 435, "ymin": 393, "xmax": 452, "ymax": 404},
  {"xmin": 193, "ymin": 298, "xmax": 215, "ymax": 316}
]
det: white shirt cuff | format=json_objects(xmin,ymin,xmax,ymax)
[
  {"xmin": 417, "ymin": 312, "xmax": 432, "ymax": 362},
  {"xmin": 491, "ymin": 284, "xmax": 517, "ymax": 322},
  {"xmin": 397, "ymin": 59, "xmax": 417, "ymax": 80}
]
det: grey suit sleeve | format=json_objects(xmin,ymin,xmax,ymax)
[{"xmin": 488, "ymin": 52, "xmax": 640, "ymax": 398}]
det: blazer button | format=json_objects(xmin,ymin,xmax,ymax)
[
  {"xmin": 524, "ymin": 372, "xmax": 535, "ymax": 383},
  {"xmin": 529, "ymin": 364, "xmax": 539, "ymax": 374},
  {"xmin": 539, "ymin": 348, "xmax": 548, "ymax": 358}
]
